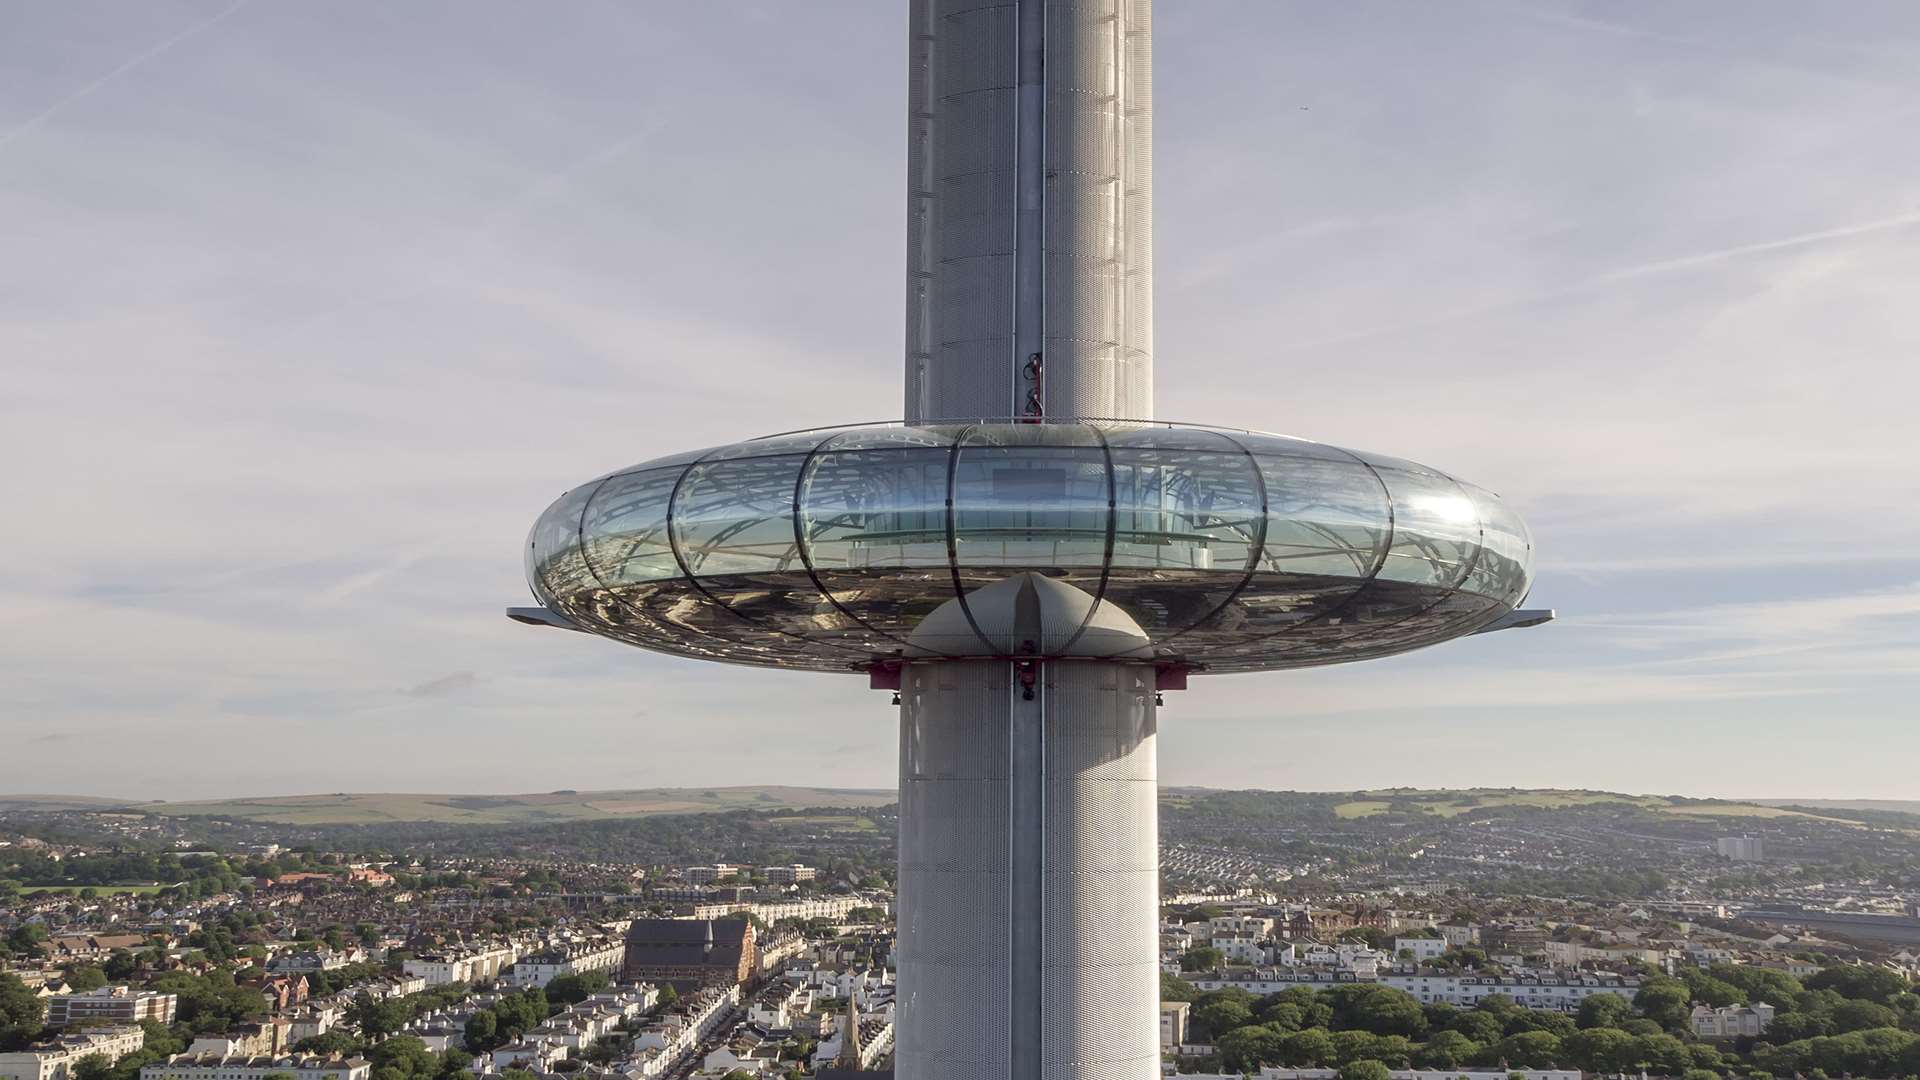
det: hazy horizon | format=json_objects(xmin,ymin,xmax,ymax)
[
  {"xmin": 9, "ymin": 784, "xmax": 1919, "ymax": 807},
  {"xmin": 5, "ymin": 3, "xmax": 1918, "ymax": 800}
]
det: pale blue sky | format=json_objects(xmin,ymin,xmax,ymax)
[{"xmin": 3, "ymin": 2, "xmax": 1917, "ymax": 800}]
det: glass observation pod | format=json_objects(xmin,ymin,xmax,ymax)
[{"xmin": 519, "ymin": 421, "xmax": 1536, "ymax": 674}]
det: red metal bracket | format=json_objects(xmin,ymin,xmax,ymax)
[{"xmin": 867, "ymin": 660, "xmax": 904, "ymax": 691}]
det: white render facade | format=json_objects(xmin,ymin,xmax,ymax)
[
  {"xmin": 44, "ymin": 988, "xmax": 177, "ymax": 1029},
  {"xmin": 402, "ymin": 944, "xmax": 517, "ymax": 986},
  {"xmin": 0, "ymin": 1027, "xmax": 146, "ymax": 1080},
  {"xmin": 138, "ymin": 1056, "xmax": 369, "ymax": 1080},
  {"xmin": 505, "ymin": 938, "xmax": 625, "ymax": 987},
  {"xmin": 1191, "ymin": 971, "xmax": 1643, "ymax": 1012}
]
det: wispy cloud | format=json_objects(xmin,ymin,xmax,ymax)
[
  {"xmin": 2, "ymin": 2, "xmax": 1915, "ymax": 798},
  {"xmin": 0, "ymin": 0, "xmax": 252, "ymax": 151}
]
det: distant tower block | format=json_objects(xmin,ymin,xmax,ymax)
[{"xmin": 513, "ymin": 1, "xmax": 1550, "ymax": 1077}]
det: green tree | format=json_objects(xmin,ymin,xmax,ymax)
[
  {"xmin": 1194, "ymin": 999, "xmax": 1254, "ymax": 1041},
  {"xmin": 1629, "ymin": 1032, "xmax": 1695, "ymax": 1075},
  {"xmin": 1450, "ymin": 1010, "xmax": 1504, "ymax": 1044},
  {"xmin": 369, "ymin": 1036, "xmax": 436, "ymax": 1080},
  {"xmin": 138, "ymin": 1019, "xmax": 184, "ymax": 1057},
  {"xmin": 5, "ymin": 925, "xmax": 47, "ymax": 960},
  {"xmin": 1491, "ymin": 1030, "xmax": 1562, "ymax": 1068},
  {"xmin": 1330, "ymin": 1029, "xmax": 1385, "ymax": 1065},
  {"xmin": 71, "ymin": 1055, "xmax": 113, "ymax": 1080},
  {"xmin": 1280, "ymin": 1027, "xmax": 1336, "ymax": 1067},
  {"xmin": 1416, "ymin": 1029, "xmax": 1478, "ymax": 1068},
  {"xmin": 1564, "ymin": 1027, "xmax": 1637, "ymax": 1073},
  {"xmin": 1181, "ymin": 946, "xmax": 1225, "ymax": 973},
  {"xmin": 1339, "ymin": 1060, "xmax": 1392, "ymax": 1080},
  {"xmin": 1680, "ymin": 968, "xmax": 1749, "ymax": 1008},
  {"xmin": 64, "ymin": 967, "xmax": 109, "ymax": 993},
  {"xmin": 0, "ymin": 974, "xmax": 47, "ymax": 1052},
  {"xmin": 1635, "ymin": 976, "xmax": 1693, "ymax": 1031},
  {"xmin": 543, "ymin": 971, "xmax": 610, "ymax": 1006},
  {"xmin": 1715, "ymin": 964, "xmax": 1803, "ymax": 1005},
  {"xmin": 1216, "ymin": 1025, "xmax": 1285, "ymax": 1072},
  {"xmin": 1504, "ymin": 1010, "xmax": 1575, "ymax": 1038},
  {"xmin": 103, "ymin": 951, "xmax": 139, "ymax": 981},
  {"xmin": 1807, "ymin": 966, "xmax": 1910, "ymax": 1005},
  {"xmin": 1160, "ymin": 974, "xmax": 1198, "ymax": 1003},
  {"xmin": 1258, "ymin": 1001, "xmax": 1306, "ymax": 1032},
  {"xmin": 1831, "ymin": 999, "xmax": 1899, "ymax": 1032},
  {"xmin": 1577, "ymin": 993, "xmax": 1635, "ymax": 1030},
  {"xmin": 1334, "ymin": 986, "xmax": 1427, "ymax": 1038},
  {"xmin": 347, "ymin": 996, "xmax": 408, "ymax": 1040},
  {"xmin": 462, "ymin": 1010, "xmax": 499, "ymax": 1052}
]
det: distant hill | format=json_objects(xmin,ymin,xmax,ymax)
[
  {"xmin": 1751, "ymin": 798, "xmax": 1920, "ymax": 816},
  {"xmin": 0, "ymin": 794, "xmax": 143, "ymax": 812},
  {"xmin": 6, "ymin": 785, "xmax": 1900, "ymax": 828},
  {"xmin": 131, "ymin": 786, "xmax": 896, "ymax": 825},
  {"xmin": 1162, "ymin": 786, "xmax": 1869, "ymax": 823}
]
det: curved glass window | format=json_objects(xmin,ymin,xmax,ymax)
[
  {"xmin": 671, "ymin": 455, "xmax": 808, "ymax": 577},
  {"xmin": 1369, "ymin": 465, "xmax": 1482, "ymax": 590},
  {"xmin": 1459, "ymin": 482, "xmax": 1533, "ymax": 604},
  {"xmin": 527, "ymin": 484, "xmax": 598, "ymax": 607},
  {"xmin": 521, "ymin": 421, "xmax": 1535, "ymax": 672},
  {"xmin": 580, "ymin": 468, "xmax": 682, "ymax": 586},
  {"xmin": 950, "ymin": 425, "xmax": 1109, "ymax": 573},
  {"xmin": 799, "ymin": 431, "xmax": 953, "ymax": 572},
  {"xmin": 1106, "ymin": 427, "xmax": 1260, "ymax": 573},
  {"xmin": 1248, "ymin": 452, "xmax": 1389, "ymax": 579}
]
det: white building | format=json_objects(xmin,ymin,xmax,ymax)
[
  {"xmin": 1692, "ymin": 1002, "xmax": 1775, "ymax": 1038},
  {"xmin": 1192, "ymin": 971, "xmax": 1642, "ymax": 1012},
  {"xmin": 403, "ymin": 944, "xmax": 517, "ymax": 986},
  {"xmin": 505, "ymin": 939, "xmax": 625, "ymax": 988},
  {"xmin": 682, "ymin": 865, "xmax": 739, "ymax": 885},
  {"xmin": 1394, "ymin": 938, "xmax": 1448, "ymax": 962},
  {"xmin": 688, "ymin": 895, "xmax": 868, "ymax": 924},
  {"xmin": 1175, "ymin": 1060, "xmax": 1582, "ymax": 1068},
  {"xmin": 1717, "ymin": 836, "xmax": 1766, "ymax": 861},
  {"xmin": 0, "ymin": 1027, "xmax": 145, "ymax": 1080},
  {"xmin": 138, "ymin": 1055, "xmax": 369, "ymax": 1080},
  {"xmin": 1544, "ymin": 941, "xmax": 1668, "ymax": 969},
  {"xmin": 284, "ymin": 1005, "xmax": 340, "ymax": 1045},
  {"xmin": 1159, "ymin": 1001, "xmax": 1190, "ymax": 1049},
  {"xmin": 762, "ymin": 865, "xmax": 817, "ymax": 884},
  {"xmin": 44, "ymin": 988, "xmax": 177, "ymax": 1029},
  {"xmin": 490, "ymin": 1042, "xmax": 564, "ymax": 1073}
]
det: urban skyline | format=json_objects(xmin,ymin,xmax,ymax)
[{"xmin": 5, "ymin": 2, "xmax": 1920, "ymax": 801}]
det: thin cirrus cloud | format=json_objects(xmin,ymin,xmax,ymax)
[{"xmin": 0, "ymin": 1, "xmax": 1916, "ymax": 800}]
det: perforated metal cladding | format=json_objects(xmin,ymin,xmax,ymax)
[
  {"xmin": 1040, "ymin": 660, "xmax": 1159, "ymax": 1075},
  {"xmin": 907, "ymin": 0, "xmax": 1153, "ymax": 423},
  {"xmin": 898, "ymin": 661, "xmax": 1012, "ymax": 1078},
  {"xmin": 895, "ymin": 658, "xmax": 1160, "ymax": 1080}
]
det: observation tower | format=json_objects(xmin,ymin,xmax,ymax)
[{"xmin": 512, "ymin": 3, "xmax": 1550, "ymax": 1077}]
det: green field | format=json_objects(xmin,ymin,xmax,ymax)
[
  {"xmin": 19, "ymin": 883, "xmax": 172, "ymax": 895},
  {"xmin": 144, "ymin": 786, "xmax": 897, "ymax": 825}
]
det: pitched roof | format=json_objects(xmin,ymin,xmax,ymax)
[{"xmin": 621, "ymin": 919, "xmax": 750, "ymax": 972}]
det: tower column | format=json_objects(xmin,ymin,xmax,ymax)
[
  {"xmin": 896, "ymin": 659, "xmax": 1161, "ymax": 1080},
  {"xmin": 906, "ymin": 0, "xmax": 1154, "ymax": 422}
]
